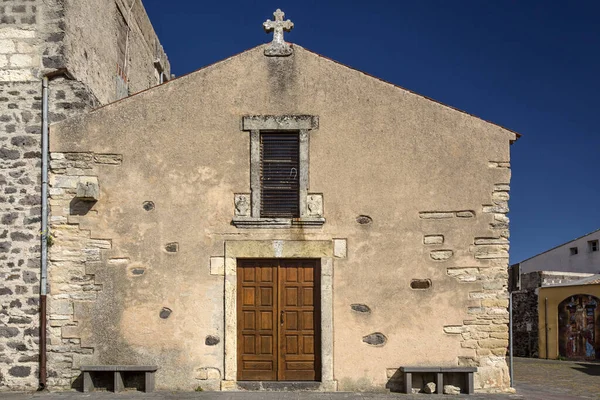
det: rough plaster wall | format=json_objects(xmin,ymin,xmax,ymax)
[
  {"xmin": 47, "ymin": 45, "xmax": 515, "ymax": 392},
  {"xmin": 0, "ymin": 0, "xmax": 168, "ymax": 390},
  {"xmin": 64, "ymin": 0, "xmax": 170, "ymax": 105}
]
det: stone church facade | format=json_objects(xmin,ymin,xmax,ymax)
[
  {"xmin": 0, "ymin": 0, "xmax": 169, "ymax": 390},
  {"xmin": 45, "ymin": 10, "xmax": 518, "ymax": 393}
]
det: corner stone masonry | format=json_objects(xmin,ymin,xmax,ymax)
[{"xmin": 442, "ymin": 172, "xmax": 511, "ymax": 392}]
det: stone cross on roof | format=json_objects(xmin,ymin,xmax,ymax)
[{"xmin": 263, "ymin": 9, "xmax": 294, "ymax": 57}]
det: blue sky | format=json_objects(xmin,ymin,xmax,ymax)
[{"xmin": 143, "ymin": 0, "xmax": 600, "ymax": 264}]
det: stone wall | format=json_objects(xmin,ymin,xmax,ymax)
[
  {"xmin": 0, "ymin": 0, "xmax": 168, "ymax": 390},
  {"xmin": 0, "ymin": 77, "xmax": 98, "ymax": 390},
  {"xmin": 430, "ymin": 169, "xmax": 512, "ymax": 392},
  {"xmin": 44, "ymin": 44, "xmax": 516, "ymax": 392}
]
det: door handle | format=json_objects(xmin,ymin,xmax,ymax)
[{"xmin": 280, "ymin": 310, "xmax": 284, "ymax": 326}]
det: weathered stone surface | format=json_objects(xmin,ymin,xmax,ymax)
[
  {"xmin": 75, "ymin": 178, "xmax": 99, "ymax": 201},
  {"xmin": 350, "ymin": 304, "xmax": 371, "ymax": 313},
  {"xmin": 443, "ymin": 325, "xmax": 466, "ymax": 334},
  {"xmin": 430, "ymin": 250, "xmax": 453, "ymax": 261},
  {"xmin": 93, "ymin": 153, "xmax": 122, "ymax": 164},
  {"xmin": 306, "ymin": 194, "xmax": 323, "ymax": 217},
  {"xmin": 333, "ymin": 239, "xmax": 347, "ymax": 258},
  {"xmin": 423, "ymin": 235, "xmax": 443, "ymax": 245},
  {"xmin": 234, "ymin": 194, "xmax": 250, "ymax": 217},
  {"xmin": 263, "ymin": 9, "xmax": 294, "ymax": 56},
  {"xmin": 205, "ymin": 335, "xmax": 220, "ymax": 346},
  {"xmin": 159, "ymin": 307, "xmax": 172, "ymax": 319},
  {"xmin": 165, "ymin": 242, "xmax": 179, "ymax": 253},
  {"xmin": 8, "ymin": 365, "xmax": 30, "ymax": 377},
  {"xmin": 419, "ymin": 212, "xmax": 453, "ymax": 219},
  {"xmin": 356, "ymin": 215, "xmax": 372, "ymax": 225},
  {"xmin": 456, "ymin": 210, "xmax": 475, "ymax": 218},
  {"xmin": 362, "ymin": 332, "xmax": 387, "ymax": 346},
  {"xmin": 444, "ymin": 384, "xmax": 461, "ymax": 395},
  {"xmin": 424, "ymin": 382, "xmax": 436, "ymax": 394},
  {"xmin": 0, "ymin": 327, "xmax": 19, "ymax": 338}
]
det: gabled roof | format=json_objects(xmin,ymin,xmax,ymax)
[
  {"xmin": 92, "ymin": 44, "xmax": 521, "ymax": 141},
  {"xmin": 517, "ymin": 228, "xmax": 600, "ymax": 264}
]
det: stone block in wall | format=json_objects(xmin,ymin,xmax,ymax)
[{"xmin": 333, "ymin": 239, "xmax": 347, "ymax": 258}]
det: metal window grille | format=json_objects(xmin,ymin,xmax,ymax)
[{"xmin": 260, "ymin": 132, "xmax": 300, "ymax": 218}]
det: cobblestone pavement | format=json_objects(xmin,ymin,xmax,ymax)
[{"xmin": 2, "ymin": 358, "xmax": 599, "ymax": 400}]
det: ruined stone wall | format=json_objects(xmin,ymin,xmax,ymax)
[
  {"xmin": 64, "ymin": 0, "xmax": 170, "ymax": 104},
  {"xmin": 0, "ymin": 0, "xmax": 168, "ymax": 390}
]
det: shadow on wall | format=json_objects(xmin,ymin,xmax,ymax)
[
  {"xmin": 386, "ymin": 368, "xmax": 404, "ymax": 392},
  {"xmin": 69, "ymin": 198, "xmax": 95, "ymax": 215},
  {"xmin": 70, "ymin": 371, "xmax": 147, "ymax": 392}
]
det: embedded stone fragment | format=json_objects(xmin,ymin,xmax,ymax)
[
  {"xmin": 234, "ymin": 194, "xmax": 250, "ymax": 217},
  {"xmin": 0, "ymin": 327, "xmax": 19, "ymax": 338},
  {"xmin": 443, "ymin": 325, "xmax": 466, "ymax": 334},
  {"xmin": 456, "ymin": 211, "xmax": 475, "ymax": 218},
  {"xmin": 474, "ymin": 237, "xmax": 509, "ymax": 245},
  {"xmin": 165, "ymin": 242, "xmax": 179, "ymax": 253},
  {"xmin": 210, "ymin": 257, "xmax": 225, "ymax": 276},
  {"xmin": 423, "ymin": 235, "xmax": 443, "ymax": 245},
  {"xmin": 419, "ymin": 212, "xmax": 453, "ymax": 219},
  {"xmin": 430, "ymin": 250, "xmax": 453, "ymax": 260},
  {"xmin": 333, "ymin": 239, "xmax": 347, "ymax": 258},
  {"xmin": 143, "ymin": 201, "xmax": 155, "ymax": 211},
  {"xmin": 444, "ymin": 385, "xmax": 461, "ymax": 395},
  {"xmin": 350, "ymin": 304, "xmax": 371, "ymax": 313},
  {"xmin": 75, "ymin": 177, "xmax": 99, "ymax": 201},
  {"xmin": 205, "ymin": 335, "xmax": 220, "ymax": 346},
  {"xmin": 94, "ymin": 154, "xmax": 122, "ymax": 165},
  {"xmin": 483, "ymin": 204, "xmax": 509, "ymax": 214},
  {"xmin": 362, "ymin": 332, "xmax": 387, "ymax": 346},
  {"xmin": 306, "ymin": 194, "xmax": 323, "ymax": 217},
  {"xmin": 8, "ymin": 366, "xmax": 30, "ymax": 377},
  {"xmin": 424, "ymin": 382, "xmax": 436, "ymax": 394},
  {"xmin": 159, "ymin": 307, "xmax": 172, "ymax": 319},
  {"xmin": 474, "ymin": 246, "xmax": 509, "ymax": 259},
  {"xmin": 356, "ymin": 215, "xmax": 372, "ymax": 225}
]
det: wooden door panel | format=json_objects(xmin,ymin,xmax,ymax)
[
  {"xmin": 279, "ymin": 260, "xmax": 320, "ymax": 381},
  {"xmin": 238, "ymin": 259, "xmax": 319, "ymax": 381},
  {"xmin": 237, "ymin": 260, "xmax": 278, "ymax": 381}
]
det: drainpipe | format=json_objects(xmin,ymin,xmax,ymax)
[
  {"xmin": 544, "ymin": 297, "xmax": 549, "ymax": 359},
  {"xmin": 39, "ymin": 76, "xmax": 49, "ymax": 390},
  {"xmin": 509, "ymin": 291, "xmax": 513, "ymax": 387}
]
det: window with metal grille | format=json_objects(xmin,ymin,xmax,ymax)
[{"xmin": 260, "ymin": 132, "xmax": 300, "ymax": 218}]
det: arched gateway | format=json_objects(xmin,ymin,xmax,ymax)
[{"xmin": 558, "ymin": 294, "xmax": 600, "ymax": 360}]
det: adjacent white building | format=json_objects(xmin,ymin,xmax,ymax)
[{"xmin": 518, "ymin": 229, "xmax": 600, "ymax": 274}]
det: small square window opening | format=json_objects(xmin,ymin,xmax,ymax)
[
  {"xmin": 589, "ymin": 240, "xmax": 599, "ymax": 252},
  {"xmin": 569, "ymin": 247, "xmax": 578, "ymax": 256}
]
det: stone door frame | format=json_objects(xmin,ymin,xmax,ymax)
[{"xmin": 222, "ymin": 240, "xmax": 337, "ymax": 391}]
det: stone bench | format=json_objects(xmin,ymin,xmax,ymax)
[
  {"xmin": 400, "ymin": 366, "xmax": 477, "ymax": 395},
  {"xmin": 80, "ymin": 365, "xmax": 158, "ymax": 393}
]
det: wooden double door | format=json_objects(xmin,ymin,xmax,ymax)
[{"xmin": 237, "ymin": 259, "xmax": 321, "ymax": 381}]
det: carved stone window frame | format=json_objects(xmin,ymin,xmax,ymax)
[{"xmin": 233, "ymin": 115, "xmax": 325, "ymax": 228}]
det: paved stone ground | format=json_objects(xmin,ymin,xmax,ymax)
[{"xmin": 2, "ymin": 358, "xmax": 599, "ymax": 400}]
